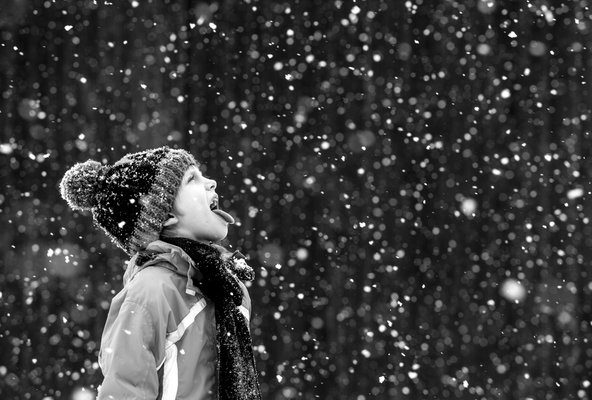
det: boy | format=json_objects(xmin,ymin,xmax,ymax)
[{"xmin": 60, "ymin": 146, "xmax": 261, "ymax": 400}]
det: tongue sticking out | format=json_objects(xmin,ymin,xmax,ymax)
[{"xmin": 212, "ymin": 209, "xmax": 235, "ymax": 224}]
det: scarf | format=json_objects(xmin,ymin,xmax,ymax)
[{"xmin": 160, "ymin": 237, "xmax": 262, "ymax": 400}]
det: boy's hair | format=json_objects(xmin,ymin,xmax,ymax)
[{"xmin": 60, "ymin": 146, "xmax": 197, "ymax": 255}]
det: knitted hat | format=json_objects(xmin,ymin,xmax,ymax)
[{"xmin": 60, "ymin": 146, "xmax": 197, "ymax": 255}]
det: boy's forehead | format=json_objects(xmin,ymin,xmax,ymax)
[{"xmin": 185, "ymin": 165, "xmax": 202, "ymax": 175}]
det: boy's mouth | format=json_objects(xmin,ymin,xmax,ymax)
[{"xmin": 210, "ymin": 196, "xmax": 235, "ymax": 224}]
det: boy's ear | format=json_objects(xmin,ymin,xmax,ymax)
[{"xmin": 163, "ymin": 214, "xmax": 178, "ymax": 227}]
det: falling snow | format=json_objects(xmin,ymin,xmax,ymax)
[{"xmin": 1, "ymin": 1, "xmax": 592, "ymax": 399}]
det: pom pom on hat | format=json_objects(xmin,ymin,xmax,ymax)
[{"xmin": 60, "ymin": 160, "xmax": 104, "ymax": 210}]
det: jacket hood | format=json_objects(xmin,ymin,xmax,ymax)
[{"xmin": 123, "ymin": 240, "xmax": 202, "ymax": 296}]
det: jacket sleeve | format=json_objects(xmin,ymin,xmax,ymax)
[{"xmin": 98, "ymin": 299, "xmax": 164, "ymax": 400}]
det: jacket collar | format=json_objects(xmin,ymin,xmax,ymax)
[{"xmin": 123, "ymin": 240, "xmax": 201, "ymax": 296}]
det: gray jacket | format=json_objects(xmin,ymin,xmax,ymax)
[{"xmin": 98, "ymin": 240, "xmax": 252, "ymax": 400}]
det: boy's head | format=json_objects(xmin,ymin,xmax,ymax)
[{"xmin": 60, "ymin": 146, "xmax": 233, "ymax": 255}]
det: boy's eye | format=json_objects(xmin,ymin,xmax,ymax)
[
  {"xmin": 187, "ymin": 172, "xmax": 202, "ymax": 183},
  {"xmin": 187, "ymin": 173, "xmax": 197, "ymax": 183}
]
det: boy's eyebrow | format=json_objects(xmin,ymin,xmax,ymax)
[
  {"xmin": 186, "ymin": 166, "xmax": 207, "ymax": 179},
  {"xmin": 183, "ymin": 166, "xmax": 199, "ymax": 179}
]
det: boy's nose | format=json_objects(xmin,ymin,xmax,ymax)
[{"xmin": 207, "ymin": 179, "xmax": 217, "ymax": 190}]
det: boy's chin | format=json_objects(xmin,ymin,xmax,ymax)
[{"xmin": 206, "ymin": 229, "xmax": 229, "ymax": 243}]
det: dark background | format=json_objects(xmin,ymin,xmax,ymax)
[{"xmin": 1, "ymin": 0, "xmax": 592, "ymax": 399}]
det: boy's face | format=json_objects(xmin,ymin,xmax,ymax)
[{"xmin": 168, "ymin": 166, "xmax": 234, "ymax": 243}]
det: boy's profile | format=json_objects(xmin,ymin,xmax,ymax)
[{"xmin": 60, "ymin": 146, "xmax": 261, "ymax": 400}]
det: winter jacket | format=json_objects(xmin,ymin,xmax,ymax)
[{"xmin": 97, "ymin": 240, "xmax": 252, "ymax": 400}]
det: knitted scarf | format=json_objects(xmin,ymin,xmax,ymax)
[{"xmin": 161, "ymin": 237, "xmax": 262, "ymax": 400}]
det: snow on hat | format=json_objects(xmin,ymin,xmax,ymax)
[{"xmin": 60, "ymin": 146, "xmax": 197, "ymax": 255}]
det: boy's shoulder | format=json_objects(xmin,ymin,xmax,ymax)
[
  {"xmin": 123, "ymin": 262, "xmax": 189, "ymax": 304},
  {"xmin": 130, "ymin": 261, "xmax": 176, "ymax": 281}
]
